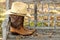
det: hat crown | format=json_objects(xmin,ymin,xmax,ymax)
[{"xmin": 11, "ymin": 2, "xmax": 28, "ymax": 14}]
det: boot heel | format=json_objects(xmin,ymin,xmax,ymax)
[{"xmin": 11, "ymin": 32, "xmax": 20, "ymax": 35}]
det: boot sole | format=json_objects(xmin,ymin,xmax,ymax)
[
  {"xmin": 10, "ymin": 31, "xmax": 35, "ymax": 36},
  {"xmin": 10, "ymin": 28, "xmax": 36, "ymax": 36},
  {"xmin": 11, "ymin": 32, "xmax": 20, "ymax": 35}
]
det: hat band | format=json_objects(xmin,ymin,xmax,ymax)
[{"xmin": 10, "ymin": 12, "xmax": 26, "ymax": 16}]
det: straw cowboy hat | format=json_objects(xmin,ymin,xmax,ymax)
[{"xmin": 5, "ymin": 2, "xmax": 31, "ymax": 17}]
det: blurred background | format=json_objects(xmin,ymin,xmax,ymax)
[{"xmin": 0, "ymin": 0, "xmax": 6, "ymax": 39}]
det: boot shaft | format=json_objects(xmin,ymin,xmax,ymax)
[{"xmin": 9, "ymin": 14, "xmax": 24, "ymax": 29}]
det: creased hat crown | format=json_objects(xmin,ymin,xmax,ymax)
[{"xmin": 11, "ymin": 2, "xmax": 28, "ymax": 14}]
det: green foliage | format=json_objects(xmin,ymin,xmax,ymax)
[
  {"xmin": 30, "ymin": 22, "xmax": 42, "ymax": 27},
  {"xmin": 30, "ymin": 22, "xmax": 35, "ymax": 27},
  {"xmin": 43, "ymin": 22, "xmax": 48, "ymax": 26},
  {"xmin": 24, "ymin": 22, "xmax": 49, "ymax": 27},
  {"xmin": 37, "ymin": 22, "xmax": 42, "ymax": 27},
  {"xmin": 0, "ymin": 20, "xmax": 3, "ymax": 23},
  {"xmin": 0, "ymin": 21, "xmax": 2, "ymax": 35},
  {"xmin": 24, "ymin": 22, "xmax": 29, "ymax": 27}
]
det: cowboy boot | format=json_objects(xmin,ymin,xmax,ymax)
[
  {"xmin": 9, "ymin": 14, "xmax": 35, "ymax": 31},
  {"xmin": 10, "ymin": 26, "xmax": 35, "ymax": 35},
  {"xmin": 23, "ymin": 27, "xmax": 35, "ymax": 32},
  {"xmin": 10, "ymin": 14, "xmax": 35, "ymax": 35}
]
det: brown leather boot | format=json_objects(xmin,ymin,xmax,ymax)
[
  {"xmin": 10, "ymin": 27, "xmax": 35, "ymax": 35},
  {"xmin": 23, "ymin": 27, "xmax": 35, "ymax": 32},
  {"xmin": 9, "ymin": 14, "xmax": 35, "ymax": 36}
]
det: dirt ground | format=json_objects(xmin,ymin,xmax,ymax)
[{"xmin": 6, "ymin": 29, "xmax": 60, "ymax": 40}]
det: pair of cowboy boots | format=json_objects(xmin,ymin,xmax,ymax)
[{"xmin": 9, "ymin": 14, "xmax": 35, "ymax": 36}]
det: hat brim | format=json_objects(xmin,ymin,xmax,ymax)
[
  {"xmin": 4, "ymin": 10, "xmax": 31, "ymax": 17},
  {"xmin": 4, "ymin": 10, "xmax": 27, "ymax": 16},
  {"xmin": 4, "ymin": 10, "xmax": 13, "ymax": 15}
]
